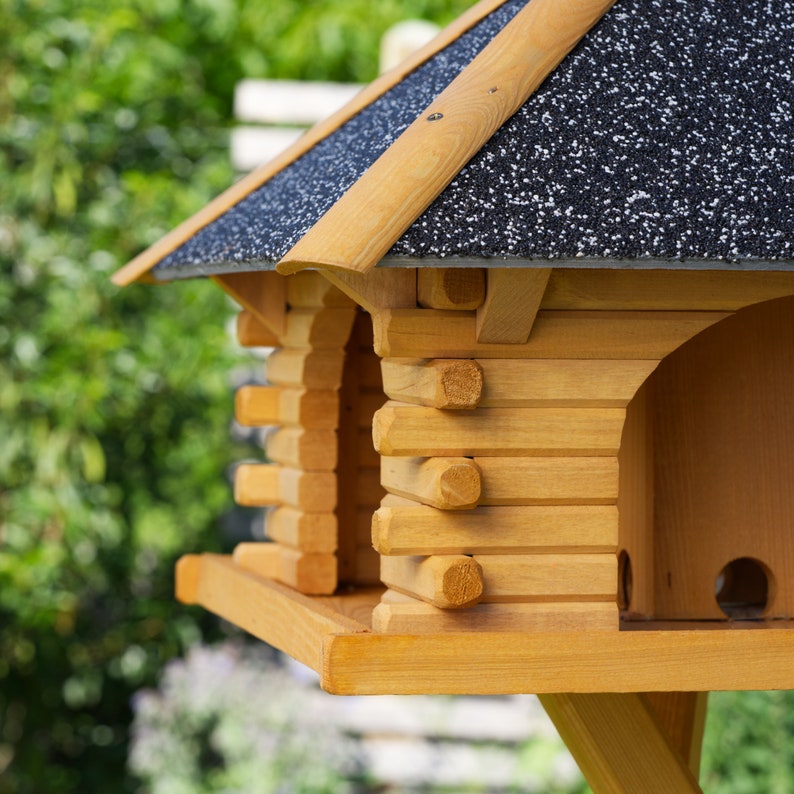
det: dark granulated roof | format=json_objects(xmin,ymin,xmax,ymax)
[
  {"xmin": 388, "ymin": 0, "xmax": 794, "ymax": 267},
  {"xmin": 153, "ymin": 0, "xmax": 794, "ymax": 280}
]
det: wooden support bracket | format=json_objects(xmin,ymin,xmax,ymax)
[
  {"xmin": 236, "ymin": 310, "xmax": 280, "ymax": 347},
  {"xmin": 538, "ymin": 693, "xmax": 702, "ymax": 793},
  {"xmin": 320, "ymin": 268, "xmax": 417, "ymax": 314},
  {"xmin": 644, "ymin": 692, "xmax": 709, "ymax": 779},
  {"xmin": 476, "ymin": 267, "xmax": 551, "ymax": 343},
  {"xmin": 213, "ymin": 271, "xmax": 286, "ymax": 336}
]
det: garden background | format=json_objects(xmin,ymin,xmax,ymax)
[{"xmin": 2, "ymin": 0, "xmax": 794, "ymax": 791}]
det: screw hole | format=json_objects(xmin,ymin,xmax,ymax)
[{"xmin": 715, "ymin": 557, "xmax": 773, "ymax": 619}]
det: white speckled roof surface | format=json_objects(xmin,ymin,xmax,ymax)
[{"xmin": 154, "ymin": 0, "xmax": 794, "ymax": 280}]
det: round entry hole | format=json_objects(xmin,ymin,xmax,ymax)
[{"xmin": 715, "ymin": 557, "xmax": 773, "ymax": 619}]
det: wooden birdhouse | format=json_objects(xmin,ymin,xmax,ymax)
[{"xmin": 115, "ymin": 1, "xmax": 794, "ymax": 784}]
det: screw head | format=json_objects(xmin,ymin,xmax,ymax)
[{"xmin": 427, "ymin": 112, "xmax": 444, "ymax": 122}]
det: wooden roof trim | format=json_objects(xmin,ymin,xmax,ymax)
[
  {"xmin": 277, "ymin": 0, "xmax": 616, "ymax": 276},
  {"xmin": 110, "ymin": 0, "xmax": 513, "ymax": 287}
]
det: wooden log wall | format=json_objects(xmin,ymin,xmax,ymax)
[
  {"xmin": 231, "ymin": 271, "xmax": 382, "ymax": 594},
  {"xmin": 223, "ymin": 266, "xmax": 794, "ymax": 625},
  {"xmin": 372, "ymin": 350, "xmax": 622, "ymax": 632},
  {"xmin": 370, "ymin": 268, "xmax": 794, "ymax": 632}
]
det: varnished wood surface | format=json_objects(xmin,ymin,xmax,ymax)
[
  {"xmin": 373, "ymin": 402, "xmax": 625, "ymax": 456},
  {"xmin": 373, "ymin": 309, "xmax": 729, "ymax": 359},
  {"xmin": 373, "ymin": 594, "xmax": 617, "ymax": 633},
  {"xmin": 539, "ymin": 693, "xmax": 702, "ymax": 792},
  {"xmin": 381, "ymin": 358, "xmax": 484, "ymax": 409},
  {"xmin": 650, "ymin": 297, "xmax": 794, "ymax": 619},
  {"xmin": 476, "ymin": 267, "xmax": 551, "ymax": 343},
  {"xmin": 372, "ymin": 500, "xmax": 618, "ymax": 556},
  {"xmin": 323, "ymin": 625, "xmax": 794, "ymax": 695},
  {"xmin": 177, "ymin": 555, "xmax": 794, "ymax": 693}
]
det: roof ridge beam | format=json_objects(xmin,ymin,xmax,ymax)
[
  {"xmin": 277, "ymin": 0, "xmax": 616, "ymax": 276},
  {"xmin": 111, "ymin": 0, "xmax": 514, "ymax": 286}
]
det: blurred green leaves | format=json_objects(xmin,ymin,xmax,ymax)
[
  {"xmin": 0, "ymin": 0, "xmax": 471, "ymax": 790},
  {"xmin": 8, "ymin": 1, "xmax": 791, "ymax": 792}
]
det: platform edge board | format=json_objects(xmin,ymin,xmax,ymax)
[
  {"xmin": 177, "ymin": 557, "xmax": 794, "ymax": 695},
  {"xmin": 175, "ymin": 554, "xmax": 372, "ymax": 673},
  {"xmin": 320, "ymin": 628, "xmax": 794, "ymax": 695}
]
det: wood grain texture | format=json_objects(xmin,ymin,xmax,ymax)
[
  {"xmin": 372, "ymin": 402, "xmax": 625, "ymax": 456},
  {"xmin": 328, "ymin": 311, "xmax": 384, "ymax": 585},
  {"xmin": 476, "ymin": 358, "xmax": 657, "ymax": 407},
  {"xmin": 265, "ymin": 427, "xmax": 338, "ymax": 470},
  {"xmin": 372, "ymin": 500, "xmax": 618, "ymax": 555},
  {"xmin": 417, "ymin": 268, "xmax": 486, "ymax": 310},
  {"xmin": 231, "ymin": 541, "xmax": 280, "ymax": 578},
  {"xmin": 373, "ymin": 309, "xmax": 729, "ymax": 359},
  {"xmin": 234, "ymin": 463, "xmax": 337, "ymax": 511},
  {"xmin": 322, "ymin": 626, "xmax": 794, "ymax": 694},
  {"xmin": 541, "ymin": 269, "xmax": 794, "ymax": 311},
  {"xmin": 539, "ymin": 693, "xmax": 702, "ymax": 793},
  {"xmin": 644, "ymin": 692, "xmax": 708, "ymax": 779},
  {"xmin": 111, "ymin": 0, "xmax": 514, "ymax": 286},
  {"xmin": 234, "ymin": 543, "xmax": 338, "ymax": 594},
  {"xmin": 321, "ymin": 268, "xmax": 417, "ymax": 313},
  {"xmin": 277, "ymin": 0, "xmax": 616, "ymax": 275},
  {"xmin": 236, "ymin": 310, "xmax": 279, "ymax": 347},
  {"xmin": 174, "ymin": 554, "xmax": 368, "ymax": 672},
  {"xmin": 286, "ymin": 270, "xmax": 356, "ymax": 308},
  {"xmin": 474, "ymin": 456, "xmax": 618, "ymax": 505},
  {"xmin": 265, "ymin": 348, "xmax": 345, "ymax": 389},
  {"xmin": 177, "ymin": 557, "xmax": 794, "ymax": 694},
  {"xmin": 476, "ymin": 268, "xmax": 551, "ymax": 343},
  {"xmin": 381, "ymin": 358, "xmax": 484, "ymax": 409},
  {"xmin": 235, "ymin": 385, "xmax": 339, "ymax": 428},
  {"xmin": 372, "ymin": 592, "xmax": 617, "ymax": 632},
  {"xmin": 265, "ymin": 506, "xmax": 337, "ymax": 553},
  {"xmin": 381, "ymin": 456, "xmax": 482, "ymax": 509},
  {"xmin": 475, "ymin": 553, "xmax": 616, "ymax": 602},
  {"xmin": 279, "ymin": 307, "xmax": 357, "ymax": 349},
  {"xmin": 650, "ymin": 298, "xmax": 794, "ymax": 620},
  {"xmin": 213, "ymin": 272, "xmax": 286, "ymax": 336},
  {"xmin": 617, "ymin": 379, "xmax": 655, "ymax": 615},
  {"xmin": 380, "ymin": 554, "xmax": 484, "ymax": 608}
]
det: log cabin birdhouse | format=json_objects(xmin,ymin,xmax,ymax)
[{"xmin": 114, "ymin": 0, "xmax": 794, "ymax": 699}]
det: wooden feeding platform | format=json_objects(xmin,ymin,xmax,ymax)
[
  {"xmin": 176, "ymin": 553, "xmax": 794, "ymax": 696},
  {"xmin": 114, "ymin": 0, "xmax": 794, "ymax": 789}
]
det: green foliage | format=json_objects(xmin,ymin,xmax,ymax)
[
  {"xmin": 0, "ymin": 0, "xmax": 470, "ymax": 791},
  {"xmin": 5, "ymin": 0, "xmax": 792, "ymax": 791},
  {"xmin": 129, "ymin": 643, "xmax": 360, "ymax": 794},
  {"xmin": 701, "ymin": 691, "xmax": 794, "ymax": 793}
]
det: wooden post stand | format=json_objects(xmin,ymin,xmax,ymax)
[{"xmin": 540, "ymin": 692, "xmax": 707, "ymax": 793}]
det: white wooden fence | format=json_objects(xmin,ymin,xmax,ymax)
[{"xmin": 230, "ymin": 20, "xmax": 440, "ymax": 171}]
